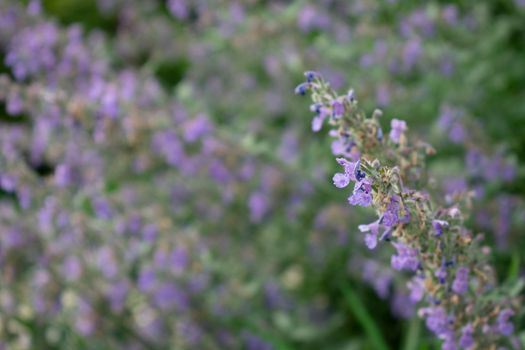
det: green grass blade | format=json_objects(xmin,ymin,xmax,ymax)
[
  {"xmin": 340, "ymin": 283, "xmax": 390, "ymax": 350},
  {"xmin": 402, "ymin": 317, "xmax": 420, "ymax": 350}
]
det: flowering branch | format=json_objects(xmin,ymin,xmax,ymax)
[{"xmin": 296, "ymin": 71, "xmax": 521, "ymax": 349}]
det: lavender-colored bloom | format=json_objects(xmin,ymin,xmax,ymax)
[
  {"xmin": 432, "ymin": 219, "xmax": 449, "ymax": 237},
  {"xmin": 304, "ymin": 71, "xmax": 319, "ymax": 82},
  {"xmin": 142, "ymin": 223, "xmax": 158, "ymax": 242},
  {"xmin": 353, "ymin": 159, "xmax": 366, "ymax": 181},
  {"xmin": 6, "ymin": 91, "xmax": 23, "ymax": 115},
  {"xmin": 62, "ymin": 256, "xmax": 82, "ymax": 281},
  {"xmin": 312, "ymin": 107, "xmax": 329, "ymax": 132},
  {"xmin": 0, "ymin": 174, "xmax": 16, "ymax": 192},
  {"xmin": 107, "ymin": 280, "xmax": 128, "ymax": 312},
  {"xmin": 183, "ymin": 114, "xmax": 212, "ymax": 143},
  {"xmin": 407, "ymin": 276, "xmax": 425, "ymax": 302},
  {"xmin": 449, "ymin": 123, "xmax": 465, "ymax": 144},
  {"xmin": 452, "ymin": 267, "xmax": 469, "ymax": 294},
  {"xmin": 294, "ymin": 82, "xmax": 310, "ymax": 95},
  {"xmin": 170, "ymin": 246, "xmax": 188, "ymax": 273},
  {"xmin": 496, "ymin": 309, "xmax": 514, "ymax": 336},
  {"xmin": 402, "ymin": 38, "xmax": 422, "ymax": 70},
  {"xmin": 167, "ymin": 0, "xmax": 189, "ymax": 19},
  {"xmin": 442, "ymin": 5, "xmax": 458, "ymax": 25},
  {"xmin": 459, "ymin": 324, "xmax": 474, "ymax": 348},
  {"xmin": 27, "ymin": 0, "xmax": 42, "ymax": 16},
  {"xmin": 419, "ymin": 306, "xmax": 451, "ymax": 337},
  {"xmin": 93, "ymin": 197, "xmax": 113, "ymax": 219},
  {"xmin": 391, "ymin": 242, "xmax": 419, "ymax": 271},
  {"xmin": 336, "ymin": 158, "xmax": 357, "ymax": 181},
  {"xmin": 358, "ymin": 221, "xmax": 380, "ymax": 249},
  {"xmin": 248, "ymin": 191, "xmax": 269, "ymax": 223},
  {"xmin": 435, "ymin": 265, "xmax": 447, "ymax": 284},
  {"xmin": 348, "ymin": 178, "xmax": 373, "ymax": 207},
  {"xmin": 347, "ymin": 89, "xmax": 355, "ymax": 102},
  {"xmin": 389, "ymin": 119, "xmax": 407, "ymax": 144},
  {"xmin": 332, "ymin": 172, "xmax": 350, "ymax": 188},
  {"xmin": 382, "ymin": 197, "xmax": 400, "ymax": 227},
  {"xmin": 154, "ymin": 283, "xmax": 189, "ymax": 311},
  {"xmin": 138, "ymin": 267, "xmax": 156, "ymax": 292},
  {"xmin": 392, "ymin": 291, "xmax": 416, "ymax": 319},
  {"xmin": 331, "ymin": 100, "xmax": 344, "ymax": 118},
  {"xmin": 97, "ymin": 247, "xmax": 118, "ymax": 279}
]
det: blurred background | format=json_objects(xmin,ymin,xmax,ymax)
[{"xmin": 0, "ymin": 0, "xmax": 524, "ymax": 349}]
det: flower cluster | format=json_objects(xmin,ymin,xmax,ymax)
[{"xmin": 297, "ymin": 72, "xmax": 521, "ymax": 349}]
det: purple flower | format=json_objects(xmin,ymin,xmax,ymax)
[
  {"xmin": 435, "ymin": 265, "xmax": 447, "ymax": 284},
  {"xmin": 248, "ymin": 191, "xmax": 269, "ymax": 223},
  {"xmin": 432, "ymin": 220, "xmax": 449, "ymax": 237},
  {"xmin": 331, "ymin": 100, "xmax": 344, "ymax": 118},
  {"xmin": 459, "ymin": 324, "xmax": 474, "ymax": 348},
  {"xmin": 391, "ymin": 242, "xmax": 419, "ymax": 271},
  {"xmin": 183, "ymin": 114, "xmax": 212, "ymax": 143},
  {"xmin": 304, "ymin": 71, "xmax": 319, "ymax": 82},
  {"xmin": 336, "ymin": 158, "xmax": 357, "ymax": 181},
  {"xmin": 358, "ymin": 221, "xmax": 380, "ymax": 249},
  {"xmin": 167, "ymin": 0, "xmax": 189, "ymax": 19},
  {"xmin": 332, "ymin": 172, "xmax": 350, "ymax": 188},
  {"xmin": 419, "ymin": 306, "xmax": 452, "ymax": 338},
  {"xmin": 312, "ymin": 107, "xmax": 329, "ymax": 132},
  {"xmin": 407, "ymin": 276, "xmax": 425, "ymax": 302},
  {"xmin": 348, "ymin": 178, "xmax": 373, "ymax": 207},
  {"xmin": 6, "ymin": 91, "xmax": 23, "ymax": 115},
  {"xmin": 170, "ymin": 246, "xmax": 188, "ymax": 274},
  {"xmin": 452, "ymin": 267, "xmax": 469, "ymax": 294},
  {"xmin": 389, "ymin": 118, "xmax": 407, "ymax": 144},
  {"xmin": 496, "ymin": 309, "xmax": 514, "ymax": 336},
  {"xmin": 294, "ymin": 82, "xmax": 310, "ymax": 96},
  {"xmin": 382, "ymin": 196, "xmax": 401, "ymax": 227},
  {"xmin": 154, "ymin": 283, "xmax": 189, "ymax": 311}
]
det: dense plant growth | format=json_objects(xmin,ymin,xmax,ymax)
[{"xmin": 0, "ymin": 1, "xmax": 523, "ymax": 349}]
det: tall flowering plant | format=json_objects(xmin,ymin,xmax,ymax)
[{"xmin": 296, "ymin": 72, "xmax": 521, "ymax": 349}]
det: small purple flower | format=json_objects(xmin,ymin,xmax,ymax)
[
  {"xmin": 332, "ymin": 172, "xmax": 350, "ymax": 188},
  {"xmin": 391, "ymin": 242, "xmax": 419, "ymax": 271},
  {"xmin": 353, "ymin": 159, "xmax": 366, "ymax": 181},
  {"xmin": 407, "ymin": 276, "xmax": 425, "ymax": 302},
  {"xmin": 312, "ymin": 107, "xmax": 329, "ymax": 132},
  {"xmin": 347, "ymin": 89, "xmax": 355, "ymax": 102},
  {"xmin": 331, "ymin": 100, "xmax": 344, "ymax": 118},
  {"xmin": 294, "ymin": 82, "xmax": 310, "ymax": 96},
  {"xmin": 452, "ymin": 267, "xmax": 469, "ymax": 294},
  {"xmin": 248, "ymin": 191, "xmax": 269, "ymax": 223},
  {"xmin": 183, "ymin": 114, "xmax": 212, "ymax": 143},
  {"xmin": 6, "ymin": 92, "xmax": 23, "ymax": 115},
  {"xmin": 459, "ymin": 324, "xmax": 474, "ymax": 348},
  {"xmin": 389, "ymin": 118, "xmax": 407, "ymax": 144},
  {"xmin": 304, "ymin": 71, "xmax": 318, "ymax": 82},
  {"xmin": 358, "ymin": 221, "xmax": 380, "ymax": 249},
  {"xmin": 382, "ymin": 196, "xmax": 401, "ymax": 227},
  {"xmin": 348, "ymin": 178, "xmax": 373, "ymax": 207},
  {"xmin": 336, "ymin": 157, "xmax": 357, "ymax": 181},
  {"xmin": 496, "ymin": 309, "xmax": 514, "ymax": 336},
  {"xmin": 432, "ymin": 219, "xmax": 449, "ymax": 237},
  {"xmin": 310, "ymin": 103, "xmax": 322, "ymax": 113},
  {"xmin": 435, "ymin": 265, "xmax": 447, "ymax": 284},
  {"xmin": 419, "ymin": 306, "xmax": 450, "ymax": 337}
]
